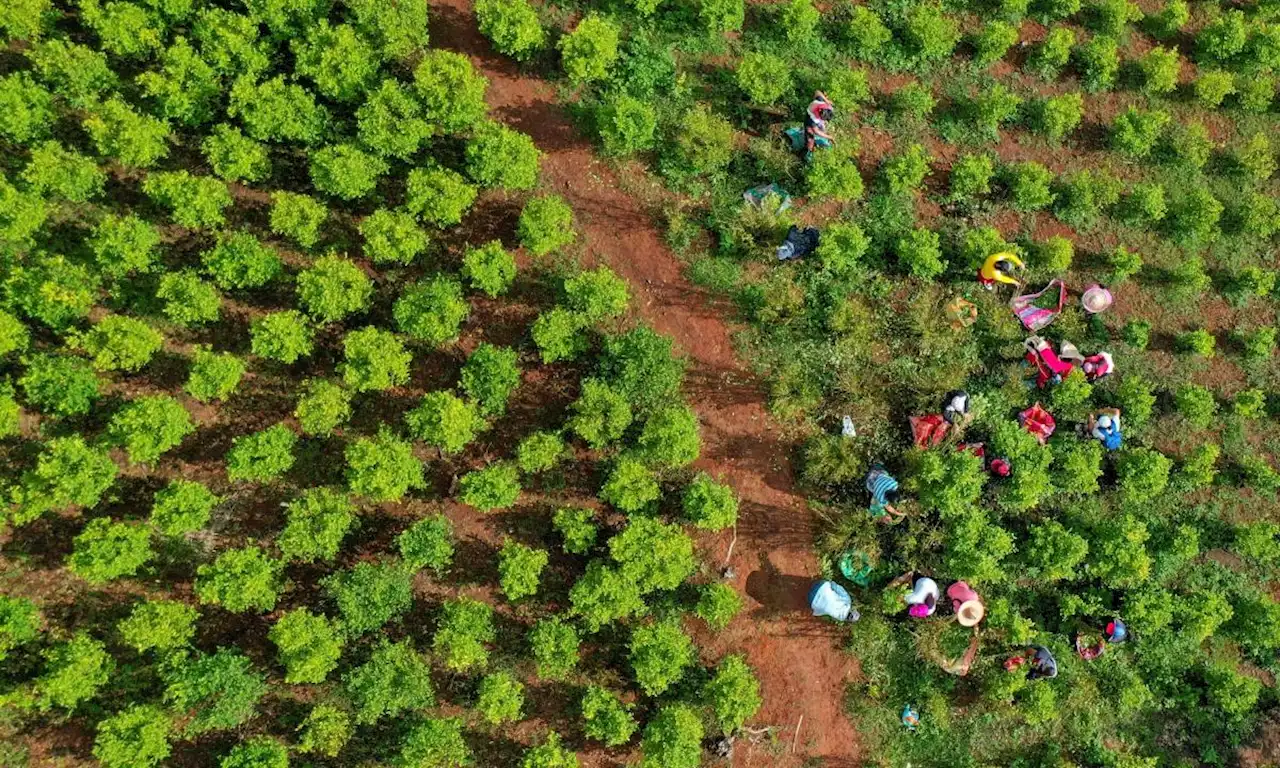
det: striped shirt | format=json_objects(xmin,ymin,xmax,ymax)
[{"xmin": 865, "ymin": 469, "xmax": 899, "ymax": 516}]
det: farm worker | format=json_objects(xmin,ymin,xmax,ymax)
[
  {"xmin": 1105, "ymin": 618, "xmax": 1130, "ymax": 644},
  {"xmin": 1024, "ymin": 336, "xmax": 1073, "ymax": 387},
  {"xmin": 942, "ymin": 390, "xmax": 971, "ymax": 426},
  {"xmin": 1004, "ymin": 645, "xmax": 1058, "ymax": 680},
  {"xmin": 809, "ymin": 580, "xmax": 860, "ymax": 622},
  {"xmin": 978, "ymin": 251, "xmax": 1024, "ymax": 289},
  {"xmin": 990, "ymin": 457, "xmax": 1012, "ymax": 477},
  {"xmin": 804, "ymin": 91, "xmax": 835, "ymax": 153},
  {"xmin": 1088, "ymin": 408, "xmax": 1122, "ymax": 451},
  {"xmin": 1081, "ymin": 351, "xmax": 1114, "ymax": 382},
  {"xmin": 901, "ymin": 704, "xmax": 920, "ymax": 731},
  {"xmin": 1081, "ymin": 284, "xmax": 1114, "ymax": 315},
  {"xmin": 947, "ymin": 581, "xmax": 985, "ymax": 627},
  {"xmin": 865, "ymin": 464, "xmax": 905, "ymax": 523},
  {"xmin": 905, "ymin": 576, "xmax": 939, "ymax": 617}
]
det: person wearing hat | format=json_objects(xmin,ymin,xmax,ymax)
[
  {"xmin": 1088, "ymin": 408, "xmax": 1123, "ymax": 451},
  {"xmin": 804, "ymin": 91, "xmax": 834, "ymax": 155},
  {"xmin": 1105, "ymin": 618, "xmax": 1129, "ymax": 644},
  {"xmin": 905, "ymin": 576, "xmax": 939, "ymax": 618},
  {"xmin": 1081, "ymin": 351, "xmax": 1114, "ymax": 382},
  {"xmin": 978, "ymin": 251, "xmax": 1025, "ymax": 290},
  {"xmin": 808, "ymin": 580, "xmax": 860, "ymax": 623},
  {"xmin": 942, "ymin": 390, "xmax": 971, "ymax": 426},
  {"xmin": 947, "ymin": 581, "xmax": 985, "ymax": 627},
  {"xmin": 1081, "ymin": 284, "xmax": 1113, "ymax": 315},
  {"xmin": 1004, "ymin": 645, "xmax": 1058, "ymax": 680}
]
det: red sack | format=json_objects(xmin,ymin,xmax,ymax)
[
  {"xmin": 1018, "ymin": 403, "xmax": 1056, "ymax": 444},
  {"xmin": 910, "ymin": 414, "xmax": 949, "ymax": 447}
]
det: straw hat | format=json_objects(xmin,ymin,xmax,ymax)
[
  {"xmin": 1081, "ymin": 285, "xmax": 1113, "ymax": 314},
  {"xmin": 956, "ymin": 600, "xmax": 986, "ymax": 627}
]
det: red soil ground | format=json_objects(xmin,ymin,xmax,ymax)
[{"xmin": 430, "ymin": 1, "xmax": 861, "ymax": 764}]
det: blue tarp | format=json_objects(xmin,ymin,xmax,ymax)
[{"xmin": 809, "ymin": 580, "xmax": 857, "ymax": 622}]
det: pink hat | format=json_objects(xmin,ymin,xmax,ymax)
[
  {"xmin": 908, "ymin": 603, "xmax": 931, "ymax": 618},
  {"xmin": 1081, "ymin": 284, "xmax": 1113, "ymax": 314}
]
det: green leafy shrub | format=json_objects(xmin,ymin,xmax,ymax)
[
  {"xmin": 227, "ymin": 75, "xmax": 327, "ymax": 144},
  {"xmin": 1003, "ymin": 161, "xmax": 1056, "ymax": 211},
  {"xmin": 69, "ymin": 518, "xmax": 153, "ymax": 584},
  {"xmin": 696, "ymin": 582, "xmax": 743, "ymax": 630},
  {"xmin": 1075, "ymin": 35, "xmax": 1119, "ymax": 91},
  {"xmin": 807, "ymin": 147, "xmax": 866, "ymax": 201},
  {"xmin": 37, "ymin": 633, "xmax": 113, "ymax": 712},
  {"xmin": 23, "ymin": 141, "xmax": 104, "ymax": 203},
  {"xmin": 1233, "ymin": 388, "xmax": 1266, "ymax": 419},
  {"xmin": 324, "ymin": 560, "xmax": 413, "ymax": 635},
  {"xmin": 1239, "ymin": 326, "xmax": 1276, "ymax": 361},
  {"xmin": 359, "ymin": 209, "xmax": 429, "ymax": 267},
  {"xmin": 407, "ymin": 391, "xmax": 484, "ymax": 454},
  {"xmin": 609, "ymin": 515, "xmax": 695, "ymax": 592},
  {"xmin": 433, "ymin": 597, "xmax": 495, "ymax": 672},
  {"xmin": 1115, "ymin": 448, "xmax": 1172, "ymax": 502},
  {"xmin": 681, "ymin": 473, "xmax": 738, "ymax": 530},
  {"xmin": 202, "ymin": 124, "xmax": 270, "ymax": 182},
  {"xmin": 553, "ymin": 507, "xmax": 598, "ymax": 554},
  {"xmin": 1112, "ymin": 374, "xmax": 1156, "ymax": 427},
  {"xmin": 629, "ymin": 619, "xmax": 694, "ymax": 696},
  {"xmin": 532, "ymin": 308, "xmax": 588, "ymax": 364},
  {"xmin": 461, "ymin": 343, "xmax": 520, "ymax": 416},
  {"xmin": 195, "ymin": 546, "xmax": 282, "ymax": 613},
  {"xmin": 84, "ymin": 98, "xmax": 171, "ymax": 169},
  {"xmin": 569, "ymin": 560, "xmax": 645, "ymax": 631},
  {"xmin": 1054, "ymin": 169, "xmax": 1121, "ymax": 227},
  {"xmin": 569, "ymin": 379, "xmax": 633, "ymax": 449},
  {"xmin": 28, "ymin": 39, "xmax": 117, "ymax": 107},
  {"xmin": 598, "ymin": 94, "xmax": 658, "ymax": 156},
  {"xmin": 1138, "ymin": 46, "xmax": 1179, "ymax": 94},
  {"xmin": 119, "ymin": 599, "xmax": 198, "ymax": 654},
  {"xmin": 896, "ymin": 227, "xmax": 946, "ymax": 279},
  {"xmin": 560, "ymin": 14, "xmax": 620, "ymax": 84},
  {"xmin": 1121, "ymin": 182, "xmax": 1166, "ymax": 227},
  {"xmin": 20, "ymin": 354, "xmax": 100, "ymax": 417},
  {"xmin": 462, "ymin": 241, "xmax": 517, "ymax": 297},
  {"xmin": 475, "ymin": 671, "xmax": 524, "ymax": 725},
  {"xmin": 296, "ymin": 704, "xmax": 352, "ymax": 758},
  {"xmin": 345, "ymin": 427, "xmax": 424, "ymax": 501},
  {"xmin": 1236, "ymin": 74, "xmax": 1276, "ymax": 113},
  {"xmin": 278, "ymin": 488, "xmax": 356, "ymax": 563},
  {"xmin": 89, "ymin": 215, "xmax": 159, "ymax": 278},
  {"xmin": 529, "ymin": 616, "xmax": 580, "ymax": 679},
  {"xmin": 158, "ymin": 271, "xmax": 222, "ymax": 327},
  {"xmin": 881, "ymin": 143, "xmax": 932, "ymax": 195},
  {"xmin": 341, "ymin": 327, "xmax": 411, "ymax": 392},
  {"xmin": 294, "ymin": 379, "xmax": 351, "ymax": 436},
  {"xmin": 476, "ymin": 0, "xmax": 545, "ymax": 60},
  {"xmin": 268, "ymin": 608, "xmax": 343, "ymax": 684},
  {"xmin": 601, "ymin": 456, "xmax": 660, "ymax": 512},
  {"xmin": 406, "ymin": 167, "xmax": 478, "ymax": 228},
  {"xmin": 1029, "ymin": 27, "xmax": 1074, "ymax": 78},
  {"xmin": 251, "ymin": 311, "xmax": 314, "ymax": 364},
  {"xmin": 164, "ymin": 648, "xmax": 265, "ymax": 735},
  {"xmin": 143, "ymin": 171, "xmax": 232, "ymax": 229},
  {"xmin": 1194, "ymin": 68, "xmax": 1234, "ymax": 106},
  {"xmin": 151, "ymin": 479, "xmax": 219, "ymax": 536},
  {"xmin": 1174, "ymin": 384, "xmax": 1217, "ymax": 427},
  {"xmin": 1033, "ymin": 93, "xmax": 1084, "ymax": 141},
  {"xmin": 517, "ymin": 431, "xmax": 567, "ymax": 473},
  {"xmin": 186, "ymin": 347, "xmax": 245, "ymax": 402},
  {"xmin": 13, "ymin": 436, "xmax": 117, "ymax": 523},
  {"xmin": 1158, "ymin": 121, "xmax": 1212, "ymax": 172},
  {"xmin": 1112, "ymin": 107, "xmax": 1170, "ymax": 159},
  {"xmin": 900, "ymin": 3, "xmax": 960, "ymax": 66},
  {"xmin": 293, "ymin": 22, "xmax": 378, "ymax": 103},
  {"xmin": 413, "ymin": 49, "xmax": 488, "ymax": 133},
  {"xmin": 972, "ymin": 21, "xmax": 1019, "ymax": 66},
  {"xmin": 670, "ymin": 104, "xmax": 735, "ymax": 177},
  {"xmin": 93, "ymin": 705, "xmax": 172, "ymax": 768},
  {"xmin": 466, "ymin": 122, "xmax": 541, "ymax": 190},
  {"xmin": 0, "ymin": 73, "xmax": 54, "ymax": 144},
  {"xmin": 78, "ymin": 315, "xmax": 163, "ymax": 372},
  {"xmin": 1107, "ymin": 246, "xmax": 1142, "ymax": 283},
  {"xmin": 459, "ymin": 462, "xmax": 522, "ymax": 511},
  {"xmin": 398, "ymin": 515, "xmax": 454, "ymax": 573},
  {"xmin": 108, "ymin": 395, "xmax": 194, "ymax": 465},
  {"xmin": 226, "ymin": 424, "xmax": 297, "ymax": 482},
  {"xmin": 521, "ymin": 733, "xmax": 577, "ymax": 768},
  {"xmin": 640, "ymin": 704, "xmax": 703, "ymax": 768},
  {"xmin": 1176, "ymin": 443, "xmax": 1220, "ymax": 490},
  {"xmin": 203, "ymin": 232, "xmax": 282, "ymax": 290},
  {"xmin": 700, "ymin": 0, "xmax": 744, "ymax": 34},
  {"xmin": 737, "ymin": 51, "xmax": 790, "ymax": 104},
  {"xmin": 309, "ymin": 143, "xmax": 387, "ymax": 201},
  {"xmin": 498, "ymin": 540, "xmax": 549, "ymax": 601},
  {"xmin": 297, "ymin": 255, "xmax": 372, "ymax": 323},
  {"xmin": 398, "ymin": 718, "xmax": 471, "ymax": 767},
  {"xmin": 269, "ymin": 192, "xmax": 328, "ymax": 249},
  {"xmin": 219, "ymin": 737, "xmax": 288, "ymax": 768},
  {"xmin": 357, "ymin": 79, "xmax": 430, "ymax": 160},
  {"xmin": 1176, "ymin": 329, "xmax": 1216, "ymax": 358},
  {"xmin": 394, "ymin": 277, "xmax": 469, "ymax": 345},
  {"xmin": 581, "ymin": 686, "xmax": 637, "ymax": 746},
  {"xmin": 948, "ymin": 153, "xmax": 994, "ymax": 202},
  {"xmin": 345, "ymin": 639, "xmax": 435, "ymax": 724},
  {"xmin": 704, "ymin": 654, "xmax": 761, "ymax": 734}
]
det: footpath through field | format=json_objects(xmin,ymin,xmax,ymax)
[{"xmin": 430, "ymin": 1, "xmax": 860, "ymax": 764}]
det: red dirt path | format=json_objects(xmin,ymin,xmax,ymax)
[{"xmin": 430, "ymin": 2, "xmax": 860, "ymax": 765}]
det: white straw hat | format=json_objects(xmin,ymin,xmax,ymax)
[{"xmin": 957, "ymin": 600, "xmax": 985, "ymax": 627}]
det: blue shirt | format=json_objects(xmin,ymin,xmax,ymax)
[{"xmin": 866, "ymin": 469, "xmax": 899, "ymax": 516}]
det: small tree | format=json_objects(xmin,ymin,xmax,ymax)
[
  {"xmin": 517, "ymin": 431, "xmax": 566, "ymax": 473},
  {"xmin": 462, "ymin": 241, "xmax": 518, "ymax": 298},
  {"xmin": 294, "ymin": 379, "xmax": 352, "ymax": 436},
  {"xmin": 406, "ymin": 391, "xmax": 484, "ymax": 454},
  {"xmin": 569, "ymin": 379, "xmax": 632, "ymax": 448},
  {"xmin": 498, "ymin": 540, "xmax": 549, "ymax": 601},
  {"xmin": 162, "ymin": 649, "xmax": 265, "ymax": 735},
  {"xmin": 309, "ymin": 143, "xmax": 387, "ymax": 201},
  {"xmin": 341, "ymin": 327, "xmax": 412, "ymax": 392},
  {"xmin": 77, "ymin": 315, "xmax": 163, "ymax": 372},
  {"xmin": 251, "ymin": 311, "xmax": 314, "ymax": 363},
  {"xmin": 37, "ymin": 633, "xmax": 113, "ymax": 712},
  {"xmin": 807, "ymin": 147, "xmax": 865, "ymax": 202},
  {"xmin": 195, "ymin": 546, "xmax": 282, "ymax": 613},
  {"xmin": 68, "ymin": 518, "xmax": 153, "ymax": 584},
  {"xmin": 345, "ymin": 427, "xmax": 425, "ymax": 501},
  {"xmin": 459, "ymin": 462, "xmax": 522, "ymax": 511},
  {"xmin": 636, "ymin": 405, "xmax": 701, "ymax": 468},
  {"xmin": 477, "ymin": 671, "xmax": 525, "ymax": 725},
  {"xmin": 610, "ymin": 516, "xmax": 695, "ymax": 592},
  {"xmin": 84, "ymin": 99, "xmax": 171, "ymax": 169},
  {"xmin": 324, "ymin": 560, "xmax": 414, "ymax": 635},
  {"xmin": 278, "ymin": 487, "xmax": 356, "ymax": 563},
  {"xmin": 202, "ymin": 232, "xmax": 282, "ymax": 290},
  {"xmin": 476, "ymin": 0, "xmax": 546, "ymax": 61},
  {"xmin": 560, "ymin": 14, "xmax": 620, "ymax": 84},
  {"xmin": 704, "ymin": 654, "xmax": 761, "ymax": 734},
  {"xmin": 640, "ymin": 705, "xmax": 703, "ymax": 768},
  {"xmin": 466, "ymin": 122, "xmax": 541, "ymax": 190},
  {"xmin": 269, "ymin": 608, "xmax": 344, "ymax": 684},
  {"xmin": 601, "ymin": 457, "xmax": 660, "ymax": 512},
  {"xmin": 118, "ymin": 599, "xmax": 198, "ymax": 654},
  {"xmin": 553, "ymin": 507, "xmax": 598, "ymax": 554},
  {"xmin": 345, "ymin": 639, "xmax": 435, "ymax": 724},
  {"xmin": 1112, "ymin": 107, "xmax": 1170, "ymax": 159},
  {"xmin": 157, "ymin": 271, "xmax": 222, "ymax": 327},
  {"xmin": 202, "ymin": 124, "xmax": 270, "ymax": 182},
  {"xmin": 394, "ymin": 276, "xmax": 470, "ymax": 345},
  {"xmin": 433, "ymin": 597, "xmax": 496, "ymax": 672},
  {"xmin": 398, "ymin": 718, "xmax": 471, "ymax": 767},
  {"xmin": 406, "ymin": 166, "xmax": 478, "ymax": 228},
  {"xmin": 896, "ymin": 227, "xmax": 947, "ymax": 279},
  {"xmin": 413, "ymin": 50, "xmax": 489, "ymax": 133},
  {"xmin": 296, "ymin": 704, "xmax": 352, "ymax": 758},
  {"xmin": 581, "ymin": 686, "xmax": 638, "ymax": 747},
  {"xmin": 20, "ymin": 354, "xmax": 100, "ymax": 416},
  {"xmin": 293, "ymin": 22, "xmax": 378, "ymax": 102},
  {"xmin": 529, "ymin": 616, "xmax": 580, "ymax": 680},
  {"xmin": 226, "ymin": 424, "xmax": 297, "ymax": 482},
  {"xmin": 108, "ymin": 395, "xmax": 194, "ymax": 465},
  {"xmin": 186, "ymin": 347, "xmax": 246, "ymax": 402},
  {"xmin": 22, "ymin": 140, "xmax": 104, "ymax": 203},
  {"xmin": 398, "ymin": 514, "xmax": 454, "ymax": 573},
  {"xmin": 360, "ymin": 209, "xmax": 428, "ymax": 266},
  {"xmin": 598, "ymin": 94, "xmax": 657, "ymax": 156},
  {"xmin": 1115, "ymin": 448, "xmax": 1173, "ymax": 502},
  {"xmin": 297, "ymin": 255, "xmax": 373, "ymax": 323},
  {"xmin": 142, "ymin": 171, "xmax": 232, "ymax": 229},
  {"xmin": 696, "ymin": 582, "xmax": 743, "ymax": 630},
  {"xmin": 629, "ymin": 619, "xmax": 694, "ymax": 696},
  {"xmin": 269, "ymin": 191, "xmax": 328, "ymax": 249},
  {"xmin": 93, "ymin": 705, "xmax": 172, "ymax": 768}
]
